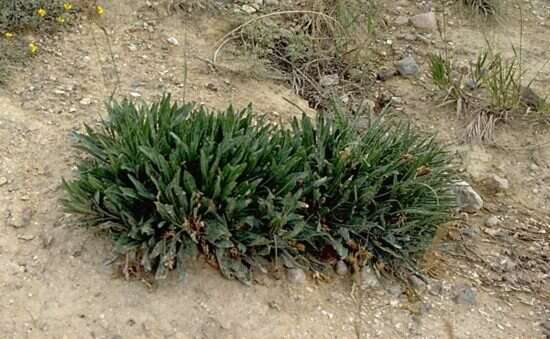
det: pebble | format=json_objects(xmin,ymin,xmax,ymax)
[
  {"xmin": 241, "ymin": 5, "xmax": 257, "ymax": 14},
  {"xmin": 396, "ymin": 56, "xmax": 419, "ymax": 76},
  {"xmin": 485, "ymin": 174, "xmax": 510, "ymax": 193},
  {"xmin": 485, "ymin": 215, "xmax": 500, "ymax": 227},
  {"xmin": 453, "ymin": 181, "xmax": 483, "ymax": 212},
  {"xmin": 408, "ymin": 275, "xmax": 427, "ymax": 292},
  {"xmin": 8, "ymin": 207, "xmax": 33, "ymax": 228},
  {"xmin": 167, "ymin": 37, "xmax": 179, "ymax": 46},
  {"xmin": 453, "ymin": 284, "xmax": 476, "ymax": 305},
  {"xmin": 394, "ymin": 16, "xmax": 409, "ymax": 26},
  {"xmin": 360, "ymin": 266, "xmax": 380, "ymax": 289},
  {"xmin": 287, "ymin": 268, "xmax": 306, "ymax": 284},
  {"xmin": 17, "ymin": 234, "xmax": 35, "ymax": 241},
  {"xmin": 376, "ymin": 68, "xmax": 397, "ymax": 81},
  {"xmin": 335, "ymin": 260, "xmax": 348, "ymax": 276},
  {"xmin": 80, "ymin": 97, "xmax": 92, "ymax": 106},
  {"xmin": 129, "ymin": 92, "xmax": 142, "ymax": 98},
  {"xmin": 0, "ymin": 177, "xmax": 7, "ymax": 186},
  {"xmin": 410, "ymin": 12, "xmax": 437, "ymax": 31}
]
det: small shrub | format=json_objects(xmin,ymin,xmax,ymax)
[
  {"xmin": 63, "ymin": 95, "xmax": 456, "ymax": 282},
  {"xmin": 0, "ymin": 0, "xmax": 70, "ymax": 32},
  {"xmin": 461, "ymin": 0, "xmax": 499, "ymax": 17}
]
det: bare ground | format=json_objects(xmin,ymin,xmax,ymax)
[{"xmin": 0, "ymin": 1, "xmax": 549, "ymax": 338}]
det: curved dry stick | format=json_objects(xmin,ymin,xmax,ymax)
[{"xmin": 212, "ymin": 10, "xmax": 345, "ymax": 64}]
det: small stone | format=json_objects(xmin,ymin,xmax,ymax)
[
  {"xmin": 335, "ymin": 260, "xmax": 348, "ymax": 276},
  {"xmin": 54, "ymin": 89, "xmax": 66, "ymax": 95},
  {"xmin": 387, "ymin": 284, "xmax": 403, "ymax": 297},
  {"xmin": 287, "ymin": 268, "xmax": 306, "ymax": 284},
  {"xmin": 463, "ymin": 224, "xmax": 481, "ymax": 237},
  {"xmin": 391, "ymin": 96, "xmax": 403, "ymax": 105},
  {"xmin": 453, "ymin": 284, "xmax": 476, "ymax": 305},
  {"xmin": 80, "ymin": 97, "xmax": 92, "ymax": 106},
  {"xmin": 520, "ymin": 86, "xmax": 542, "ymax": 107},
  {"xmin": 17, "ymin": 234, "xmax": 35, "ymax": 241},
  {"xmin": 484, "ymin": 174, "xmax": 510, "ymax": 193},
  {"xmin": 319, "ymin": 74, "xmax": 340, "ymax": 87},
  {"xmin": 206, "ymin": 83, "xmax": 218, "ymax": 92},
  {"xmin": 8, "ymin": 207, "xmax": 33, "ymax": 228},
  {"xmin": 376, "ymin": 68, "xmax": 397, "ymax": 81},
  {"xmin": 394, "ymin": 16, "xmax": 409, "ymax": 26},
  {"xmin": 410, "ymin": 12, "xmax": 437, "ymax": 31},
  {"xmin": 111, "ymin": 336, "xmax": 123, "ymax": 339},
  {"xmin": 128, "ymin": 44, "xmax": 137, "ymax": 52},
  {"xmin": 129, "ymin": 92, "xmax": 142, "ymax": 98},
  {"xmin": 265, "ymin": 0, "xmax": 279, "ymax": 5},
  {"xmin": 408, "ymin": 275, "xmax": 427, "ymax": 292},
  {"xmin": 465, "ymin": 79, "xmax": 478, "ymax": 90},
  {"xmin": 453, "ymin": 181, "xmax": 483, "ymax": 212},
  {"xmin": 69, "ymin": 107, "xmax": 77, "ymax": 113},
  {"xmin": 0, "ymin": 177, "xmax": 7, "ymax": 186},
  {"xmin": 360, "ymin": 266, "xmax": 380, "ymax": 289},
  {"xmin": 167, "ymin": 37, "xmax": 179, "ymax": 46},
  {"xmin": 241, "ymin": 4, "xmax": 257, "ymax": 14},
  {"xmin": 396, "ymin": 56, "xmax": 419, "ymax": 76},
  {"xmin": 485, "ymin": 215, "xmax": 500, "ymax": 227}
]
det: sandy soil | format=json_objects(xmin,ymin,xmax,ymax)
[{"xmin": 1, "ymin": 1, "xmax": 549, "ymax": 338}]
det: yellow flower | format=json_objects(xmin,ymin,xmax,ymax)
[
  {"xmin": 57, "ymin": 16, "xmax": 65, "ymax": 24},
  {"xmin": 4, "ymin": 32, "xmax": 14, "ymax": 39},
  {"xmin": 96, "ymin": 5, "xmax": 104, "ymax": 15},
  {"xmin": 37, "ymin": 8, "xmax": 47, "ymax": 17},
  {"xmin": 63, "ymin": 2, "xmax": 73, "ymax": 11},
  {"xmin": 29, "ymin": 42, "xmax": 38, "ymax": 55}
]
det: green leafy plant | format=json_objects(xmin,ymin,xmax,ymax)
[
  {"xmin": 461, "ymin": 0, "xmax": 499, "ymax": 17},
  {"xmin": 0, "ymin": 0, "xmax": 69, "ymax": 32},
  {"xmin": 485, "ymin": 53, "xmax": 521, "ymax": 110},
  {"xmin": 63, "ymin": 95, "xmax": 456, "ymax": 282}
]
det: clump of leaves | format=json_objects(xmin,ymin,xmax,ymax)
[
  {"xmin": 462, "ymin": 0, "xmax": 499, "ymax": 17},
  {"xmin": 63, "ymin": 95, "xmax": 456, "ymax": 283},
  {"xmin": 0, "ymin": 0, "xmax": 69, "ymax": 32}
]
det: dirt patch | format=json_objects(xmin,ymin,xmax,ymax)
[{"xmin": 1, "ymin": 1, "xmax": 549, "ymax": 338}]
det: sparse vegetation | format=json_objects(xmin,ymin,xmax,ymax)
[
  {"xmin": 221, "ymin": 0, "xmax": 377, "ymax": 109},
  {"xmin": 62, "ymin": 95, "xmax": 456, "ymax": 282},
  {"xmin": 461, "ymin": 0, "xmax": 499, "ymax": 17}
]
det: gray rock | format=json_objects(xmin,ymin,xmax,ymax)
[
  {"xmin": 8, "ymin": 207, "xmax": 33, "ymax": 228},
  {"xmin": 408, "ymin": 275, "xmax": 427, "ymax": 292},
  {"xmin": 167, "ymin": 37, "xmax": 179, "ymax": 46},
  {"xmin": 319, "ymin": 74, "xmax": 340, "ymax": 87},
  {"xmin": 453, "ymin": 284, "xmax": 476, "ymax": 305},
  {"xmin": 410, "ymin": 12, "xmax": 437, "ymax": 31},
  {"xmin": 485, "ymin": 174, "xmax": 509, "ymax": 193},
  {"xmin": 377, "ymin": 68, "xmax": 397, "ymax": 81},
  {"xmin": 265, "ymin": 0, "xmax": 279, "ymax": 5},
  {"xmin": 0, "ymin": 177, "xmax": 7, "ymax": 186},
  {"xmin": 394, "ymin": 16, "xmax": 409, "ymax": 26},
  {"xmin": 453, "ymin": 181, "xmax": 483, "ymax": 212},
  {"xmin": 396, "ymin": 56, "xmax": 419, "ymax": 76},
  {"xmin": 387, "ymin": 284, "xmax": 403, "ymax": 297},
  {"xmin": 287, "ymin": 268, "xmax": 306, "ymax": 284},
  {"xmin": 360, "ymin": 266, "xmax": 380, "ymax": 289},
  {"xmin": 485, "ymin": 215, "xmax": 500, "ymax": 227},
  {"xmin": 241, "ymin": 4, "xmax": 257, "ymax": 14},
  {"xmin": 79, "ymin": 97, "xmax": 92, "ymax": 106},
  {"xmin": 465, "ymin": 79, "xmax": 478, "ymax": 90},
  {"xmin": 463, "ymin": 224, "xmax": 481, "ymax": 237},
  {"xmin": 335, "ymin": 260, "xmax": 348, "ymax": 276}
]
